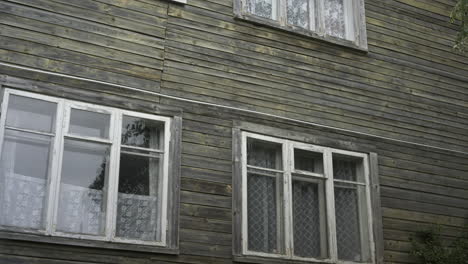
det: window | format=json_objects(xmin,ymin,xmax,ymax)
[
  {"xmin": 234, "ymin": 0, "xmax": 367, "ymax": 50},
  {"xmin": 234, "ymin": 132, "xmax": 376, "ymax": 263},
  {"xmin": 0, "ymin": 89, "xmax": 179, "ymax": 250}
]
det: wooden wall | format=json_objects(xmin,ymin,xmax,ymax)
[{"xmin": 0, "ymin": 0, "xmax": 467, "ymax": 263}]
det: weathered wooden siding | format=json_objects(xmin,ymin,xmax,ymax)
[
  {"xmin": 0, "ymin": 0, "xmax": 467, "ymax": 263},
  {"xmin": 0, "ymin": 0, "xmax": 167, "ymax": 91}
]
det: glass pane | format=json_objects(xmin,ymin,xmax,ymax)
[
  {"xmin": 247, "ymin": 138, "xmax": 282, "ymax": 170},
  {"xmin": 121, "ymin": 116, "xmax": 163, "ymax": 150},
  {"xmin": 247, "ymin": 172, "xmax": 282, "ymax": 254},
  {"xmin": 116, "ymin": 152, "xmax": 161, "ymax": 242},
  {"xmin": 246, "ymin": 0, "xmax": 278, "ymax": 20},
  {"xmin": 69, "ymin": 109, "xmax": 110, "ymax": 139},
  {"xmin": 333, "ymin": 154, "xmax": 364, "ymax": 182},
  {"xmin": 324, "ymin": 0, "xmax": 346, "ymax": 38},
  {"xmin": 57, "ymin": 139, "xmax": 110, "ymax": 236},
  {"xmin": 0, "ymin": 130, "xmax": 51, "ymax": 229},
  {"xmin": 287, "ymin": 0, "xmax": 311, "ymax": 29},
  {"xmin": 292, "ymin": 179, "xmax": 328, "ymax": 258},
  {"xmin": 294, "ymin": 149, "xmax": 323, "ymax": 174},
  {"xmin": 335, "ymin": 182, "xmax": 369, "ymax": 262},
  {"xmin": 6, "ymin": 95, "xmax": 56, "ymax": 133}
]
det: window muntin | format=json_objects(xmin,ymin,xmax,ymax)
[
  {"xmin": 241, "ymin": 132, "xmax": 374, "ymax": 263},
  {"xmin": 237, "ymin": 0, "xmax": 366, "ymax": 49},
  {"xmin": 0, "ymin": 89, "xmax": 171, "ymax": 247}
]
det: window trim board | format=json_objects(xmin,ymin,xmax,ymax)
[
  {"xmin": 232, "ymin": 125, "xmax": 383, "ymax": 264},
  {"xmin": 233, "ymin": 0, "xmax": 368, "ymax": 51},
  {"xmin": 0, "ymin": 87, "xmax": 181, "ymax": 253}
]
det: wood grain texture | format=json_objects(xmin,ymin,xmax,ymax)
[{"xmin": 0, "ymin": 0, "xmax": 467, "ymax": 263}]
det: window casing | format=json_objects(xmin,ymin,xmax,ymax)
[
  {"xmin": 234, "ymin": 0, "xmax": 367, "ymax": 50},
  {"xmin": 237, "ymin": 132, "xmax": 375, "ymax": 263},
  {"xmin": 0, "ymin": 89, "xmax": 176, "ymax": 249}
]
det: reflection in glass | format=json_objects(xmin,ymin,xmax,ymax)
[
  {"xmin": 116, "ymin": 152, "xmax": 161, "ymax": 241},
  {"xmin": 247, "ymin": 0, "xmax": 278, "ymax": 20},
  {"xmin": 6, "ymin": 95, "xmax": 56, "ymax": 133},
  {"xmin": 69, "ymin": 109, "xmax": 110, "ymax": 139},
  {"xmin": 294, "ymin": 149, "xmax": 323, "ymax": 174},
  {"xmin": 287, "ymin": 0, "xmax": 311, "ymax": 29},
  {"xmin": 121, "ymin": 116, "xmax": 163, "ymax": 150},
  {"xmin": 247, "ymin": 138, "xmax": 282, "ymax": 170},
  {"xmin": 247, "ymin": 172, "xmax": 282, "ymax": 254},
  {"xmin": 0, "ymin": 130, "xmax": 51, "ymax": 229},
  {"xmin": 57, "ymin": 139, "xmax": 109, "ymax": 236},
  {"xmin": 292, "ymin": 179, "xmax": 327, "ymax": 258}
]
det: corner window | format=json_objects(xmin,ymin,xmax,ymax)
[
  {"xmin": 234, "ymin": 0, "xmax": 367, "ymax": 50},
  {"xmin": 0, "ymin": 89, "xmax": 178, "ymax": 249},
  {"xmin": 235, "ymin": 132, "xmax": 375, "ymax": 263}
]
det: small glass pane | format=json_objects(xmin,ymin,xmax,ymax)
[
  {"xmin": 121, "ymin": 116, "xmax": 163, "ymax": 150},
  {"xmin": 116, "ymin": 152, "xmax": 161, "ymax": 242},
  {"xmin": 287, "ymin": 0, "xmax": 312, "ymax": 29},
  {"xmin": 324, "ymin": 0, "xmax": 346, "ymax": 38},
  {"xmin": 69, "ymin": 109, "xmax": 110, "ymax": 139},
  {"xmin": 333, "ymin": 154, "xmax": 364, "ymax": 182},
  {"xmin": 334, "ymin": 182, "xmax": 369, "ymax": 262},
  {"xmin": 292, "ymin": 179, "xmax": 328, "ymax": 258},
  {"xmin": 294, "ymin": 149, "xmax": 323, "ymax": 174},
  {"xmin": 247, "ymin": 172, "xmax": 282, "ymax": 254},
  {"xmin": 57, "ymin": 139, "xmax": 110, "ymax": 236},
  {"xmin": 247, "ymin": 138, "xmax": 282, "ymax": 170},
  {"xmin": 0, "ymin": 130, "xmax": 51, "ymax": 229},
  {"xmin": 247, "ymin": 0, "xmax": 278, "ymax": 20},
  {"xmin": 6, "ymin": 95, "xmax": 56, "ymax": 133}
]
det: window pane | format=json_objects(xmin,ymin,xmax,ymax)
[
  {"xmin": 333, "ymin": 154, "xmax": 364, "ymax": 182},
  {"xmin": 247, "ymin": 0, "xmax": 278, "ymax": 20},
  {"xmin": 287, "ymin": 0, "xmax": 311, "ymax": 29},
  {"xmin": 324, "ymin": 0, "xmax": 346, "ymax": 38},
  {"xmin": 334, "ymin": 182, "xmax": 369, "ymax": 262},
  {"xmin": 121, "ymin": 116, "xmax": 163, "ymax": 150},
  {"xmin": 292, "ymin": 179, "xmax": 328, "ymax": 258},
  {"xmin": 247, "ymin": 138, "xmax": 282, "ymax": 170},
  {"xmin": 57, "ymin": 139, "xmax": 110, "ymax": 236},
  {"xmin": 116, "ymin": 152, "xmax": 161, "ymax": 242},
  {"xmin": 6, "ymin": 95, "xmax": 56, "ymax": 133},
  {"xmin": 69, "ymin": 109, "xmax": 110, "ymax": 139},
  {"xmin": 247, "ymin": 172, "xmax": 282, "ymax": 254},
  {"xmin": 294, "ymin": 149, "xmax": 323, "ymax": 174},
  {"xmin": 0, "ymin": 130, "xmax": 51, "ymax": 229}
]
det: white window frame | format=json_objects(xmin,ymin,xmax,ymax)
[
  {"xmin": 0, "ymin": 89, "xmax": 172, "ymax": 247},
  {"xmin": 234, "ymin": 0, "xmax": 368, "ymax": 50},
  {"xmin": 239, "ymin": 131, "xmax": 375, "ymax": 263}
]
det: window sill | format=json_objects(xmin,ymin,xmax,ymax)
[
  {"xmin": 0, "ymin": 230, "xmax": 179, "ymax": 254},
  {"xmin": 234, "ymin": 255, "xmax": 372, "ymax": 264},
  {"xmin": 233, "ymin": 13, "xmax": 368, "ymax": 53},
  {"xmin": 234, "ymin": 255, "xmax": 332, "ymax": 264}
]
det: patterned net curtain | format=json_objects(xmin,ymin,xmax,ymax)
[
  {"xmin": 333, "ymin": 158, "xmax": 362, "ymax": 261},
  {"xmin": 247, "ymin": 139, "xmax": 281, "ymax": 253}
]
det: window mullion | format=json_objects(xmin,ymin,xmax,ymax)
[
  {"xmin": 344, "ymin": 0, "xmax": 355, "ymax": 41},
  {"xmin": 324, "ymin": 149, "xmax": 338, "ymax": 262},
  {"xmin": 317, "ymin": 0, "xmax": 325, "ymax": 36},
  {"xmin": 105, "ymin": 110, "xmax": 122, "ymax": 241},
  {"xmin": 278, "ymin": 0, "xmax": 286, "ymax": 26},
  {"xmin": 48, "ymin": 100, "xmax": 67, "ymax": 235},
  {"xmin": 283, "ymin": 141, "xmax": 293, "ymax": 257},
  {"xmin": 0, "ymin": 92, "xmax": 10, "ymax": 228}
]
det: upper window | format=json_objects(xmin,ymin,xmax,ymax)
[
  {"xmin": 234, "ymin": 0, "xmax": 367, "ymax": 50},
  {"xmin": 0, "ymin": 89, "xmax": 178, "ymax": 249},
  {"xmin": 235, "ymin": 132, "xmax": 375, "ymax": 263}
]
